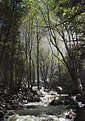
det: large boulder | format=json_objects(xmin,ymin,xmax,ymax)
[
  {"xmin": 49, "ymin": 96, "xmax": 65, "ymax": 106},
  {"xmin": 49, "ymin": 95, "xmax": 77, "ymax": 106},
  {"xmin": 75, "ymin": 93, "xmax": 85, "ymax": 103},
  {"xmin": 74, "ymin": 107, "xmax": 85, "ymax": 121},
  {"xmin": 49, "ymin": 98, "xmax": 63, "ymax": 106}
]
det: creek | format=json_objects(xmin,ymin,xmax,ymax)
[{"xmin": 5, "ymin": 87, "xmax": 73, "ymax": 121}]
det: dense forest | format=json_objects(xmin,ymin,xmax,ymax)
[{"xmin": 0, "ymin": 0, "xmax": 85, "ymax": 121}]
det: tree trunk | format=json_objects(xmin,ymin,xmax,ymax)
[{"xmin": 36, "ymin": 25, "xmax": 40, "ymax": 90}]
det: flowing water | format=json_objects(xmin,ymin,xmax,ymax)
[
  {"xmin": 6, "ymin": 87, "xmax": 73, "ymax": 121},
  {"xmin": 7, "ymin": 114, "xmax": 73, "ymax": 121}
]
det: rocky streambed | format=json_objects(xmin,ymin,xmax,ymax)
[
  {"xmin": 0, "ymin": 87, "xmax": 85, "ymax": 121},
  {"xmin": 0, "ymin": 104, "xmax": 70, "ymax": 121},
  {"xmin": 7, "ymin": 105, "xmax": 72, "ymax": 121}
]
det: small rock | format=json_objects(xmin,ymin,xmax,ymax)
[
  {"xmin": 11, "ymin": 103, "xmax": 19, "ymax": 110},
  {"xmin": 0, "ymin": 110, "xmax": 4, "ymax": 118},
  {"xmin": 65, "ymin": 115, "xmax": 72, "ymax": 119},
  {"xmin": 33, "ymin": 96, "xmax": 41, "ymax": 102}
]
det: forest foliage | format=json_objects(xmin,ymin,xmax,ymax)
[{"xmin": 0, "ymin": 0, "xmax": 85, "ymax": 94}]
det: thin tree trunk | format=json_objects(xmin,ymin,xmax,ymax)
[
  {"xmin": 36, "ymin": 25, "xmax": 40, "ymax": 90},
  {"xmin": 25, "ymin": 31, "xmax": 30, "ymax": 88}
]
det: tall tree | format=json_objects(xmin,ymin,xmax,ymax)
[
  {"xmin": 35, "ymin": 0, "xmax": 85, "ymax": 91},
  {"xmin": 0, "ymin": 0, "xmax": 25, "ymax": 93}
]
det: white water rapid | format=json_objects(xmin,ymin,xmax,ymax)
[
  {"xmin": 6, "ymin": 87, "xmax": 73, "ymax": 121},
  {"xmin": 7, "ymin": 114, "xmax": 73, "ymax": 121}
]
